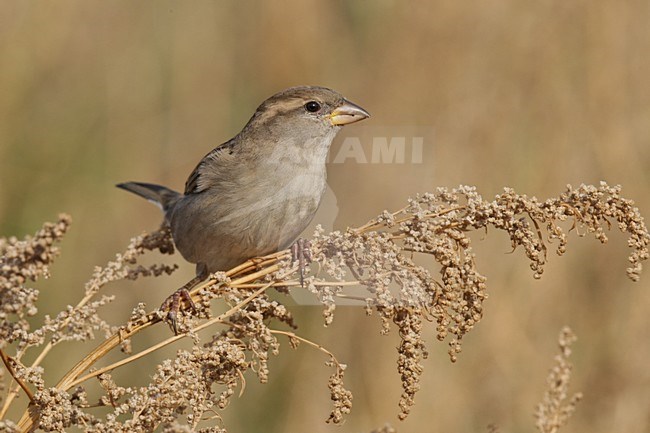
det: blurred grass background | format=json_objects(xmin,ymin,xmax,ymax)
[{"xmin": 1, "ymin": 1, "xmax": 649, "ymax": 432}]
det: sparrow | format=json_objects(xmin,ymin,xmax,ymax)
[{"xmin": 117, "ymin": 86, "xmax": 369, "ymax": 332}]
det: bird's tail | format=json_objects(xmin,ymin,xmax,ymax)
[{"xmin": 116, "ymin": 182, "xmax": 181, "ymax": 214}]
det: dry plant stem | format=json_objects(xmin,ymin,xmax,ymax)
[
  {"xmin": 353, "ymin": 206, "xmax": 466, "ymax": 234},
  {"xmin": 62, "ymin": 262, "xmax": 281, "ymax": 388},
  {"xmin": 0, "ymin": 348, "xmax": 35, "ymax": 405},
  {"xmin": 0, "ymin": 289, "xmax": 102, "ymax": 419},
  {"xmin": 270, "ymin": 330, "xmax": 339, "ymax": 360},
  {"xmin": 232, "ymin": 280, "xmax": 360, "ymax": 289},
  {"xmin": 223, "ymin": 251, "xmax": 288, "ymax": 277},
  {"xmin": 0, "ymin": 347, "xmax": 29, "ymax": 419},
  {"xmin": 54, "ymin": 320, "xmax": 152, "ymax": 392},
  {"xmin": 15, "ymin": 261, "xmax": 282, "ymax": 431},
  {"xmin": 534, "ymin": 327, "xmax": 582, "ymax": 433},
  {"xmin": 15, "ymin": 319, "xmax": 153, "ymax": 431},
  {"xmin": 65, "ymin": 283, "xmax": 272, "ymax": 390}
]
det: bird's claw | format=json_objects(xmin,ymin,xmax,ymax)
[
  {"xmin": 290, "ymin": 238, "xmax": 312, "ymax": 287},
  {"xmin": 160, "ymin": 288, "xmax": 197, "ymax": 335}
]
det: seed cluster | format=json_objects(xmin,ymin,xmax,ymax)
[
  {"xmin": 534, "ymin": 327, "xmax": 583, "ymax": 433},
  {"xmin": 0, "ymin": 183, "xmax": 647, "ymax": 431},
  {"xmin": 309, "ymin": 182, "xmax": 648, "ymax": 418},
  {"xmin": 1, "ymin": 214, "xmax": 71, "ymax": 348}
]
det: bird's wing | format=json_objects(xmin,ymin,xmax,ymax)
[{"xmin": 184, "ymin": 139, "xmax": 237, "ymax": 195}]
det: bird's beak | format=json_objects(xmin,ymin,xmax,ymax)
[{"xmin": 329, "ymin": 100, "xmax": 370, "ymax": 126}]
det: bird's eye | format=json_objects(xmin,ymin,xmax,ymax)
[{"xmin": 304, "ymin": 101, "xmax": 322, "ymax": 113}]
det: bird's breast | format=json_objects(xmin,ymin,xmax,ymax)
[{"xmin": 170, "ymin": 158, "xmax": 328, "ymax": 272}]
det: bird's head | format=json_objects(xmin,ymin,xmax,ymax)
[{"xmin": 245, "ymin": 86, "xmax": 370, "ymax": 147}]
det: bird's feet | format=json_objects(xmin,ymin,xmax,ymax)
[
  {"xmin": 160, "ymin": 273, "xmax": 205, "ymax": 334},
  {"xmin": 290, "ymin": 238, "xmax": 312, "ymax": 287}
]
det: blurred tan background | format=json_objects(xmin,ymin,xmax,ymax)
[{"xmin": 1, "ymin": 1, "xmax": 649, "ymax": 432}]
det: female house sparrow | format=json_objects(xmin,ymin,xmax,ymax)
[{"xmin": 118, "ymin": 86, "xmax": 369, "ymax": 331}]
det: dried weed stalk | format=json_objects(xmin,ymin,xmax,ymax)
[
  {"xmin": 534, "ymin": 327, "xmax": 583, "ymax": 433},
  {"xmin": 0, "ymin": 182, "xmax": 647, "ymax": 432}
]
